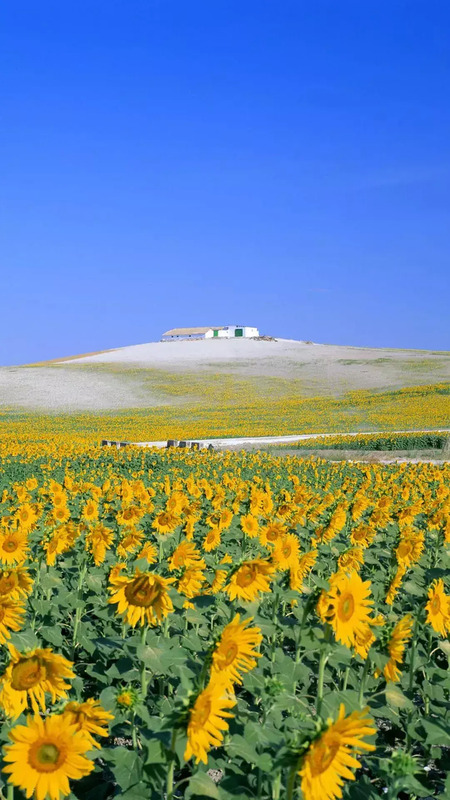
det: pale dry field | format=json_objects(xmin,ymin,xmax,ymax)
[{"xmin": 0, "ymin": 338, "xmax": 449, "ymax": 411}]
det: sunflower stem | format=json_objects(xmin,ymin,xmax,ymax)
[
  {"xmin": 405, "ymin": 615, "xmax": 421, "ymax": 751},
  {"xmin": 286, "ymin": 762, "xmax": 298, "ymax": 800},
  {"xmin": 316, "ymin": 650, "xmax": 328, "ymax": 716},
  {"xmin": 341, "ymin": 665, "xmax": 350, "ymax": 691},
  {"xmin": 358, "ymin": 656, "xmax": 371, "ymax": 707},
  {"xmin": 271, "ymin": 772, "xmax": 281, "ymax": 800},
  {"xmin": 166, "ymin": 728, "xmax": 178, "ymax": 800},
  {"xmin": 316, "ymin": 625, "xmax": 331, "ymax": 715},
  {"xmin": 140, "ymin": 625, "xmax": 148, "ymax": 698},
  {"xmin": 256, "ymin": 767, "xmax": 262, "ymax": 798},
  {"xmin": 408, "ymin": 615, "xmax": 420, "ymax": 693},
  {"xmin": 72, "ymin": 561, "xmax": 87, "ymax": 651},
  {"xmin": 6, "ymin": 783, "xmax": 13, "ymax": 800},
  {"xmin": 131, "ymin": 711, "xmax": 138, "ymax": 750}
]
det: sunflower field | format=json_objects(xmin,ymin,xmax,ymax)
[{"xmin": 0, "ymin": 443, "xmax": 448, "ymax": 800}]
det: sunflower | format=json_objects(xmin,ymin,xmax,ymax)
[
  {"xmin": 82, "ymin": 500, "xmax": 99, "ymax": 522},
  {"xmin": 116, "ymin": 505, "xmax": 142, "ymax": 527},
  {"xmin": 386, "ymin": 565, "xmax": 406, "ymax": 606},
  {"xmin": 0, "ymin": 530, "xmax": 29, "ymax": 565},
  {"xmin": 396, "ymin": 530, "xmax": 424, "ymax": 568},
  {"xmin": 0, "ymin": 647, "xmax": 75, "ymax": 719},
  {"xmin": 203, "ymin": 528, "xmax": 221, "ymax": 552},
  {"xmin": 383, "ymin": 614, "xmax": 414, "ymax": 682},
  {"xmin": 225, "ymin": 559, "xmax": 275, "ymax": 602},
  {"xmin": 240, "ymin": 513, "xmax": 259, "ymax": 538},
  {"xmin": 349, "ymin": 524, "xmax": 375, "ymax": 549},
  {"xmin": 272, "ymin": 534, "xmax": 300, "ymax": 571},
  {"xmin": 425, "ymin": 579, "xmax": 450, "ymax": 637},
  {"xmin": 319, "ymin": 505, "xmax": 347, "ymax": 543},
  {"xmin": 152, "ymin": 511, "xmax": 180, "ymax": 535},
  {"xmin": 3, "ymin": 713, "xmax": 94, "ymax": 800},
  {"xmin": 85, "ymin": 524, "xmax": 115, "ymax": 566},
  {"xmin": 117, "ymin": 529, "xmax": 144, "ymax": 559},
  {"xmin": 337, "ymin": 547, "xmax": 364, "ymax": 573},
  {"xmin": 168, "ymin": 542, "xmax": 205, "ymax": 571},
  {"xmin": 108, "ymin": 569, "xmax": 174, "ymax": 627},
  {"xmin": 0, "ymin": 597, "xmax": 25, "ymax": 644},
  {"xmin": 325, "ymin": 571, "xmax": 374, "ymax": 647},
  {"xmin": 177, "ymin": 567, "xmax": 205, "ymax": 599},
  {"xmin": 211, "ymin": 615, "xmax": 262, "ymax": 685},
  {"xmin": 298, "ymin": 704, "xmax": 376, "ymax": 800},
  {"xmin": 290, "ymin": 550, "xmax": 318, "ymax": 591},
  {"xmin": 184, "ymin": 681, "xmax": 235, "ymax": 764},
  {"xmin": 44, "ymin": 529, "xmax": 71, "ymax": 566},
  {"xmin": 208, "ymin": 568, "xmax": 228, "ymax": 594},
  {"xmin": 52, "ymin": 506, "xmax": 70, "ymax": 525},
  {"xmin": 0, "ymin": 566, "xmax": 33, "ymax": 599},
  {"xmin": 259, "ymin": 522, "xmax": 286, "ymax": 548},
  {"xmin": 353, "ymin": 614, "xmax": 384, "ymax": 661},
  {"xmin": 218, "ymin": 508, "xmax": 233, "ymax": 531},
  {"xmin": 62, "ymin": 698, "xmax": 114, "ymax": 748},
  {"xmin": 165, "ymin": 492, "xmax": 188, "ymax": 515},
  {"xmin": 116, "ymin": 686, "xmax": 139, "ymax": 709},
  {"xmin": 137, "ymin": 541, "xmax": 158, "ymax": 564},
  {"xmin": 14, "ymin": 503, "xmax": 38, "ymax": 531},
  {"xmin": 51, "ymin": 491, "xmax": 68, "ymax": 509}
]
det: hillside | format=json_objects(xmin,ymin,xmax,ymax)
[{"xmin": 0, "ymin": 338, "xmax": 449, "ymax": 412}]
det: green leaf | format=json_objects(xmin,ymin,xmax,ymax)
[
  {"xmin": 85, "ymin": 574, "xmax": 103, "ymax": 592},
  {"xmin": 228, "ymin": 734, "xmax": 259, "ymax": 764},
  {"xmin": 136, "ymin": 645, "xmax": 166, "ymax": 673},
  {"xmin": 185, "ymin": 771, "xmax": 220, "ymax": 799},
  {"xmin": 41, "ymin": 626, "xmax": 64, "ymax": 647},
  {"xmin": 400, "ymin": 775, "xmax": 433, "ymax": 798},
  {"xmin": 422, "ymin": 718, "xmax": 450, "ymax": 746},
  {"xmin": 9, "ymin": 629, "xmax": 38, "ymax": 650},
  {"xmin": 403, "ymin": 580, "xmax": 425, "ymax": 598},
  {"xmin": 385, "ymin": 685, "xmax": 413, "ymax": 710},
  {"xmin": 105, "ymin": 747, "xmax": 142, "ymax": 791},
  {"xmin": 143, "ymin": 738, "xmax": 166, "ymax": 765},
  {"xmin": 438, "ymin": 640, "xmax": 450, "ymax": 656}
]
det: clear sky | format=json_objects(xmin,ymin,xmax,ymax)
[{"xmin": 1, "ymin": 1, "xmax": 449, "ymax": 365}]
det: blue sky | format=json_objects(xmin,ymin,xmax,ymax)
[{"xmin": 1, "ymin": 1, "xmax": 449, "ymax": 365}]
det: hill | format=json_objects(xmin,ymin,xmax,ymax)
[{"xmin": 0, "ymin": 338, "xmax": 449, "ymax": 412}]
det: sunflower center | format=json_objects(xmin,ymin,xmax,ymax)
[
  {"xmin": 3, "ymin": 540, "xmax": 18, "ymax": 552},
  {"xmin": 338, "ymin": 593, "xmax": 355, "ymax": 621},
  {"xmin": 29, "ymin": 741, "xmax": 65, "ymax": 772},
  {"xmin": 431, "ymin": 596, "xmax": 441, "ymax": 614},
  {"xmin": 236, "ymin": 566, "xmax": 256, "ymax": 587},
  {"xmin": 221, "ymin": 642, "xmax": 238, "ymax": 666},
  {"xmin": 398, "ymin": 542, "xmax": 411, "ymax": 557},
  {"xmin": 117, "ymin": 692, "xmax": 132, "ymax": 707},
  {"xmin": 125, "ymin": 576, "xmax": 161, "ymax": 607},
  {"xmin": 0, "ymin": 573, "xmax": 18, "ymax": 593},
  {"xmin": 310, "ymin": 734, "xmax": 340, "ymax": 775},
  {"xmin": 11, "ymin": 657, "xmax": 46, "ymax": 690},
  {"xmin": 196, "ymin": 697, "xmax": 211, "ymax": 725},
  {"xmin": 282, "ymin": 545, "xmax": 291, "ymax": 558}
]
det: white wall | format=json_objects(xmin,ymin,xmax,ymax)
[
  {"xmin": 161, "ymin": 326, "xmax": 259, "ymax": 341},
  {"xmin": 161, "ymin": 333, "xmax": 208, "ymax": 341}
]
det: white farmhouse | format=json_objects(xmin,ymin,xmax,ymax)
[{"xmin": 161, "ymin": 325, "xmax": 259, "ymax": 342}]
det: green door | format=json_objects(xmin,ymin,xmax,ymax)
[
  {"xmin": 213, "ymin": 329, "xmax": 219, "ymax": 337},
  {"xmin": 235, "ymin": 328, "xmax": 243, "ymax": 337}
]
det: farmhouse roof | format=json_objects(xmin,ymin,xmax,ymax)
[{"xmin": 162, "ymin": 326, "xmax": 224, "ymax": 336}]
